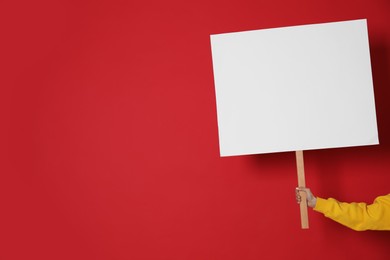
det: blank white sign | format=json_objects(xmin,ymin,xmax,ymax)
[{"xmin": 211, "ymin": 19, "xmax": 378, "ymax": 157}]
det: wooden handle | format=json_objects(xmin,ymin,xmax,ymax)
[{"xmin": 295, "ymin": 150, "xmax": 309, "ymax": 229}]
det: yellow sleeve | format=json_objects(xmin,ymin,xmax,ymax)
[{"xmin": 314, "ymin": 194, "xmax": 390, "ymax": 231}]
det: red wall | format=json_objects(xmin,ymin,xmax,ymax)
[{"xmin": 1, "ymin": 0, "xmax": 390, "ymax": 259}]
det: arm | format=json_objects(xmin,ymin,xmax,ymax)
[
  {"xmin": 296, "ymin": 188, "xmax": 390, "ymax": 231},
  {"xmin": 314, "ymin": 195, "xmax": 390, "ymax": 231}
]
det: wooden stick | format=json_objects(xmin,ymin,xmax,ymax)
[{"xmin": 295, "ymin": 150, "xmax": 309, "ymax": 229}]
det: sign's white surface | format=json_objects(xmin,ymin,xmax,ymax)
[{"xmin": 210, "ymin": 19, "xmax": 378, "ymax": 156}]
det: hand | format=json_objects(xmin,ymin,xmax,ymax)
[{"xmin": 296, "ymin": 187, "xmax": 317, "ymax": 208}]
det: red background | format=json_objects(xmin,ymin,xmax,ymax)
[{"xmin": 1, "ymin": 0, "xmax": 390, "ymax": 259}]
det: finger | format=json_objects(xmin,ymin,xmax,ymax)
[
  {"xmin": 296, "ymin": 193, "xmax": 302, "ymax": 203},
  {"xmin": 296, "ymin": 187, "xmax": 307, "ymax": 192}
]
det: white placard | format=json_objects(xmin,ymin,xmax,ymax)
[{"xmin": 211, "ymin": 19, "xmax": 378, "ymax": 157}]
